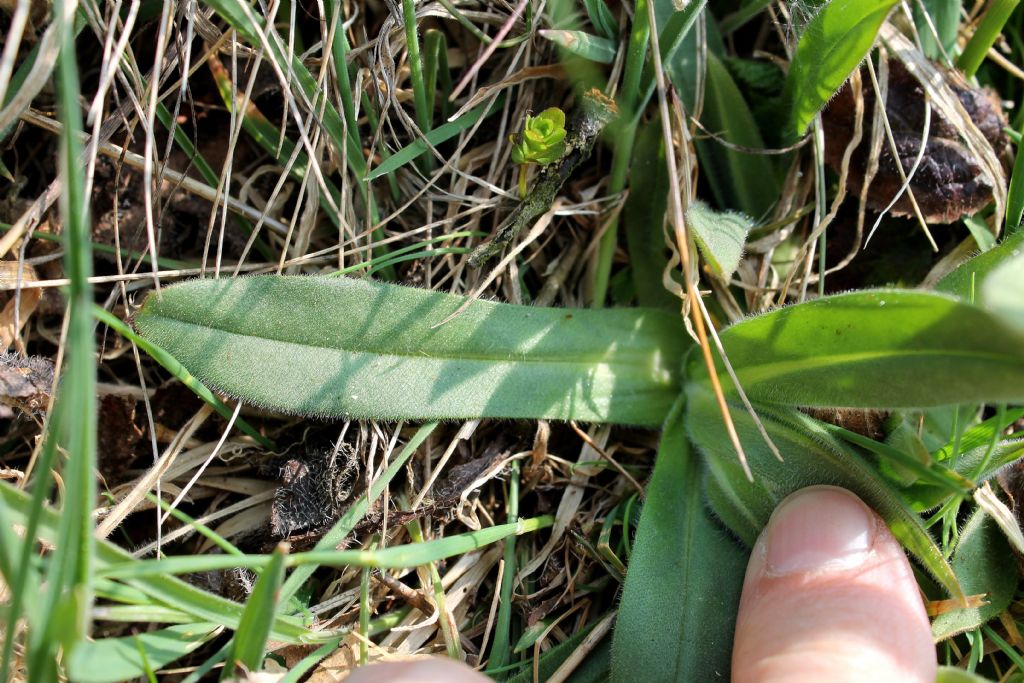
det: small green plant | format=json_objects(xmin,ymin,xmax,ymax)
[{"xmin": 509, "ymin": 107, "xmax": 568, "ymax": 197}]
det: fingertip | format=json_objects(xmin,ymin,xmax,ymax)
[{"xmin": 732, "ymin": 486, "xmax": 936, "ymax": 683}]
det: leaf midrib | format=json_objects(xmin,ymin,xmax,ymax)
[
  {"xmin": 142, "ymin": 312, "xmax": 678, "ymax": 379},
  {"xmin": 726, "ymin": 347, "xmax": 1023, "ymax": 385}
]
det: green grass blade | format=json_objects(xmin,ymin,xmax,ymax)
[
  {"xmin": 1006, "ymin": 122, "xmax": 1024, "ymax": 233},
  {"xmin": 0, "ymin": 482, "xmax": 312, "ymax": 644},
  {"xmin": 94, "ymin": 307, "xmax": 273, "ymax": 449},
  {"xmin": 423, "ymin": 29, "xmax": 453, "ymax": 122},
  {"xmin": 611, "ymin": 397, "xmax": 746, "ymax": 682},
  {"xmin": 958, "ymin": 0, "xmax": 1021, "ymax": 77},
  {"xmin": 132, "ymin": 276, "xmax": 687, "ymax": 424},
  {"xmin": 223, "ymin": 545, "xmax": 287, "ymax": 678},
  {"xmin": 98, "ymin": 517, "xmax": 553, "ymax": 579},
  {"xmin": 686, "ymin": 387, "xmax": 963, "ymax": 597},
  {"xmin": 67, "ymin": 624, "xmax": 220, "ymax": 683},
  {"xmin": 365, "ymin": 98, "xmax": 503, "ymax": 180},
  {"xmin": 402, "ymin": 0, "xmax": 432, "ymax": 135},
  {"xmin": 825, "ymin": 425, "xmax": 973, "ymax": 494},
  {"xmin": 278, "ymin": 421, "xmax": 437, "ymax": 605},
  {"xmin": 690, "ymin": 289, "xmax": 1024, "ymax": 409},
  {"xmin": 30, "ymin": 0, "xmax": 100, "ymax": 675},
  {"xmin": 783, "ymin": 0, "xmax": 898, "ymax": 139},
  {"xmin": 486, "ymin": 459, "xmax": 519, "ymax": 672}
]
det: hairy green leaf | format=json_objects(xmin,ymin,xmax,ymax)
[
  {"xmin": 936, "ymin": 231, "xmax": 1024, "ymax": 300},
  {"xmin": 982, "ymin": 252, "xmax": 1024, "ymax": 336},
  {"xmin": 686, "ymin": 387, "xmax": 962, "ymax": 597},
  {"xmin": 690, "ymin": 290, "xmax": 1024, "ymax": 409},
  {"xmin": 133, "ymin": 276, "xmax": 687, "ymax": 425},
  {"xmin": 686, "ymin": 201, "xmax": 753, "ymax": 279},
  {"xmin": 932, "ymin": 509, "xmax": 1017, "ymax": 640},
  {"xmin": 784, "ymin": 0, "xmax": 898, "ymax": 138},
  {"xmin": 67, "ymin": 623, "xmax": 220, "ymax": 683},
  {"xmin": 611, "ymin": 398, "xmax": 746, "ymax": 682}
]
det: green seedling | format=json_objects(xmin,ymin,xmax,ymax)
[{"xmin": 509, "ymin": 107, "xmax": 568, "ymax": 197}]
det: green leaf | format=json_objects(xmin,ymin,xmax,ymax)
[
  {"xmin": 132, "ymin": 276, "xmax": 687, "ymax": 425},
  {"xmin": 224, "ymin": 545, "xmax": 287, "ymax": 677},
  {"xmin": 935, "ymin": 667, "xmax": 997, "ymax": 683},
  {"xmin": 783, "ymin": 0, "xmax": 899, "ymax": 138},
  {"xmin": 936, "ymin": 231, "xmax": 1024, "ymax": 301},
  {"xmin": 584, "ymin": 0, "xmax": 618, "ymax": 39},
  {"xmin": 931, "ymin": 509, "xmax": 1017, "ymax": 640},
  {"xmin": 685, "ymin": 201, "xmax": 752, "ymax": 279},
  {"xmin": 686, "ymin": 387, "xmax": 962, "ymax": 597},
  {"xmin": 1007, "ymin": 122, "xmax": 1024, "ymax": 232},
  {"xmin": 513, "ymin": 619, "xmax": 552, "ymax": 653},
  {"xmin": 690, "ymin": 290, "xmax": 1024, "ymax": 409},
  {"xmin": 981, "ymin": 251, "xmax": 1024, "ymax": 336},
  {"xmin": 67, "ymin": 623, "xmax": 220, "ymax": 683},
  {"xmin": 913, "ymin": 0, "xmax": 959, "ymax": 59},
  {"xmin": 539, "ymin": 30, "xmax": 618, "ymax": 63},
  {"xmin": 624, "ymin": 117, "xmax": 676, "ymax": 310},
  {"xmin": 611, "ymin": 398, "xmax": 746, "ymax": 682},
  {"xmin": 94, "ymin": 307, "xmax": 273, "ymax": 449},
  {"xmin": 697, "ymin": 52, "xmax": 781, "ymax": 218}
]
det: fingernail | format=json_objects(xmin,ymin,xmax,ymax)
[{"xmin": 764, "ymin": 486, "xmax": 875, "ymax": 576}]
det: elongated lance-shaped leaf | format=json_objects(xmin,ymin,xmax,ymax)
[
  {"xmin": 132, "ymin": 276, "xmax": 688, "ymax": 425},
  {"xmin": 783, "ymin": 0, "xmax": 899, "ymax": 138},
  {"xmin": 685, "ymin": 384, "xmax": 963, "ymax": 597},
  {"xmin": 689, "ymin": 290, "xmax": 1024, "ymax": 409},
  {"xmin": 611, "ymin": 397, "xmax": 746, "ymax": 682}
]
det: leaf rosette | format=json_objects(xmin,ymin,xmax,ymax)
[{"xmin": 510, "ymin": 107, "xmax": 567, "ymax": 165}]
